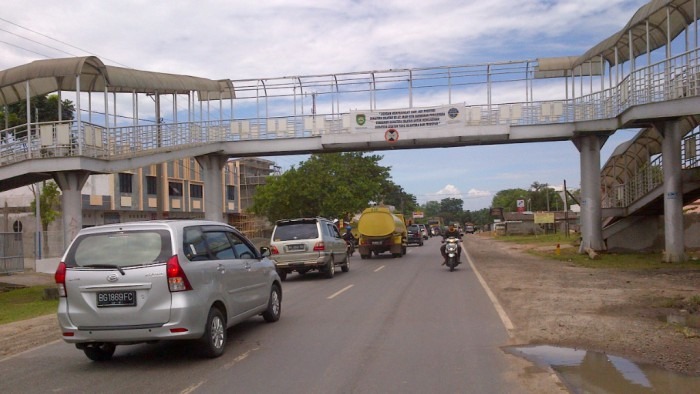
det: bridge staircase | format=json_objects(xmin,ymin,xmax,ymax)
[{"xmin": 601, "ymin": 120, "xmax": 700, "ymax": 241}]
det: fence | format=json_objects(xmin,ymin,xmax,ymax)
[{"xmin": 0, "ymin": 232, "xmax": 24, "ymax": 274}]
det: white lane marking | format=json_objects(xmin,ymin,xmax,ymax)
[
  {"xmin": 327, "ymin": 284, "xmax": 354, "ymax": 299},
  {"xmin": 180, "ymin": 381, "xmax": 205, "ymax": 394},
  {"xmin": 223, "ymin": 346, "xmax": 260, "ymax": 369},
  {"xmin": 465, "ymin": 248, "xmax": 516, "ymax": 338},
  {"xmin": 374, "ymin": 265, "xmax": 385, "ymax": 272}
]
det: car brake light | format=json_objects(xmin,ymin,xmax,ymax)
[
  {"xmin": 271, "ymin": 245, "xmax": 279, "ymax": 255},
  {"xmin": 167, "ymin": 255, "xmax": 192, "ymax": 292},
  {"xmin": 313, "ymin": 242, "xmax": 325, "ymax": 251},
  {"xmin": 55, "ymin": 261, "xmax": 67, "ymax": 297}
]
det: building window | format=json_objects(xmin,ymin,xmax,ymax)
[
  {"xmin": 119, "ymin": 173, "xmax": 133, "ymax": 194},
  {"xmin": 226, "ymin": 185, "xmax": 236, "ymax": 201},
  {"xmin": 169, "ymin": 182, "xmax": 183, "ymax": 197},
  {"xmin": 190, "ymin": 184, "xmax": 203, "ymax": 198},
  {"xmin": 146, "ymin": 176, "xmax": 157, "ymax": 195}
]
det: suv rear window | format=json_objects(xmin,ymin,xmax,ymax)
[
  {"xmin": 407, "ymin": 225, "xmax": 420, "ymax": 231},
  {"xmin": 273, "ymin": 222, "xmax": 319, "ymax": 241},
  {"xmin": 64, "ymin": 230, "xmax": 172, "ymax": 267}
]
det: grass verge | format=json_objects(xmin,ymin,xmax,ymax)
[
  {"xmin": 0, "ymin": 286, "xmax": 58, "ymax": 325},
  {"xmin": 491, "ymin": 233, "xmax": 700, "ymax": 269}
]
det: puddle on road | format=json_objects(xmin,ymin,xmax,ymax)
[{"xmin": 505, "ymin": 345, "xmax": 700, "ymax": 393}]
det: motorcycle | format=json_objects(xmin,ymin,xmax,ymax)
[
  {"xmin": 344, "ymin": 238, "xmax": 355, "ymax": 257},
  {"xmin": 442, "ymin": 236, "xmax": 460, "ymax": 271}
]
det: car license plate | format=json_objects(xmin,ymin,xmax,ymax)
[
  {"xmin": 97, "ymin": 291, "xmax": 136, "ymax": 307},
  {"xmin": 287, "ymin": 244, "xmax": 305, "ymax": 251},
  {"xmin": 372, "ymin": 241, "xmax": 383, "ymax": 245}
]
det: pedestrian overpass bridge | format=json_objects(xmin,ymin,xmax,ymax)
[{"xmin": 1, "ymin": 0, "xmax": 699, "ymax": 261}]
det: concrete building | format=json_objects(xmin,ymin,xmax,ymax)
[{"xmin": 0, "ymin": 156, "xmax": 278, "ymax": 264}]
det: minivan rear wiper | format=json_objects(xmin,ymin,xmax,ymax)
[{"xmin": 82, "ymin": 264, "xmax": 126, "ymax": 275}]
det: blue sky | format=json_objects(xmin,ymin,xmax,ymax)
[{"xmin": 0, "ymin": 0, "xmax": 647, "ymax": 211}]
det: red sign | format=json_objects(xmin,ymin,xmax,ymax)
[{"xmin": 384, "ymin": 128, "xmax": 399, "ymax": 143}]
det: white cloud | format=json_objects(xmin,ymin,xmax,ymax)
[
  {"xmin": 435, "ymin": 184, "xmax": 463, "ymax": 199},
  {"xmin": 0, "ymin": 0, "xmax": 644, "ymax": 211}
]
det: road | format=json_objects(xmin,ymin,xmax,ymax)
[{"xmin": 0, "ymin": 236, "xmax": 535, "ymax": 394}]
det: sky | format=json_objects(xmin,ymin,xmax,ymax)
[{"xmin": 0, "ymin": 0, "xmax": 647, "ymax": 211}]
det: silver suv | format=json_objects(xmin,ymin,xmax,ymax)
[
  {"xmin": 270, "ymin": 217, "xmax": 349, "ymax": 280},
  {"xmin": 55, "ymin": 220, "xmax": 282, "ymax": 361}
]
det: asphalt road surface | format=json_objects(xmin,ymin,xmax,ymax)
[{"xmin": 0, "ymin": 236, "xmax": 530, "ymax": 394}]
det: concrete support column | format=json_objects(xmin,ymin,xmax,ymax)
[
  {"xmin": 196, "ymin": 154, "xmax": 228, "ymax": 223},
  {"xmin": 660, "ymin": 120, "xmax": 686, "ymax": 262},
  {"xmin": 53, "ymin": 171, "xmax": 90, "ymax": 249},
  {"xmin": 574, "ymin": 135, "xmax": 605, "ymax": 252}
]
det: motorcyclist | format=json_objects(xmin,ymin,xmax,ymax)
[
  {"xmin": 342, "ymin": 226, "xmax": 356, "ymax": 244},
  {"xmin": 342, "ymin": 226, "xmax": 356, "ymax": 255},
  {"xmin": 440, "ymin": 224, "xmax": 462, "ymax": 265}
]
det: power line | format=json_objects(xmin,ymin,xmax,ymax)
[
  {"xmin": 0, "ymin": 16, "xmax": 129, "ymax": 67},
  {"xmin": 0, "ymin": 39, "xmax": 50, "ymax": 58},
  {"xmin": 0, "ymin": 27, "xmax": 78, "ymax": 57}
]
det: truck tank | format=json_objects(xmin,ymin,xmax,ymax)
[{"xmin": 357, "ymin": 207, "xmax": 407, "ymax": 259}]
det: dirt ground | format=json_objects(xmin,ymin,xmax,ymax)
[
  {"xmin": 1, "ymin": 237, "xmax": 699, "ymax": 379},
  {"xmin": 467, "ymin": 234, "xmax": 700, "ymax": 377}
]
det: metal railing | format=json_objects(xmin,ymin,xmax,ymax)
[
  {"xmin": 602, "ymin": 128, "xmax": 700, "ymax": 209},
  {"xmin": 2, "ymin": 49, "xmax": 700, "ymax": 214},
  {"xmin": 0, "ymin": 232, "xmax": 24, "ymax": 274}
]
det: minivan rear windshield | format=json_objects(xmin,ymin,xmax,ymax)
[
  {"xmin": 63, "ymin": 230, "xmax": 172, "ymax": 268},
  {"xmin": 273, "ymin": 223, "xmax": 319, "ymax": 241}
]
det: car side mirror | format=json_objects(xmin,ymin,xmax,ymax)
[{"xmin": 260, "ymin": 246, "xmax": 271, "ymax": 257}]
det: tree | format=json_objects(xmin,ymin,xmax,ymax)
[
  {"xmin": 491, "ymin": 188, "xmax": 528, "ymax": 212},
  {"xmin": 379, "ymin": 181, "xmax": 418, "ymax": 216},
  {"xmin": 423, "ymin": 201, "xmax": 441, "ymax": 217},
  {"xmin": 29, "ymin": 181, "xmax": 62, "ymax": 256},
  {"xmin": 1, "ymin": 94, "xmax": 75, "ymax": 136},
  {"xmin": 251, "ymin": 152, "xmax": 394, "ymax": 222}
]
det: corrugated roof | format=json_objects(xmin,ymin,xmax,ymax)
[
  {"xmin": 575, "ymin": 0, "xmax": 697, "ymax": 68},
  {"xmin": 0, "ymin": 56, "xmax": 228, "ymax": 106}
]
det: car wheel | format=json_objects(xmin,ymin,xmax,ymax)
[
  {"xmin": 200, "ymin": 307, "xmax": 226, "ymax": 358},
  {"xmin": 262, "ymin": 285, "xmax": 282, "ymax": 322},
  {"xmin": 324, "ymin": 257, "xmax": 335, "ymax": 279},
  {"xmin": 341, "ymin": 259, "xmax": 349, "ymax": 272},
  {"xmin": 82, "ymin": 343, "xmax": 116, "ymax": 362}
]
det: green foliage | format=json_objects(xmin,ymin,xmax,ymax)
[
  {"xmin": 251, "ymin": 152, "xmax": 410, "ymax": 221},
  {"xmin": 491, "ymin": 188, "xmax": 528, "ymax": 212},
  {"xmin": 30, "ymin": 181, "xmax": 62, "ymax": 231},
  {"xmin": 0, "ymin": 286, "xmax": 58, "ymax": 324},
  {"xmin": 423, "ymin": 201, "xmax": 441, "ymax": 217},
  {"xmin": 491, "ymin": 182, "xmax": 576, "ymax": 213},
  {"xmin": 0, "ymin": 94, "xmax": 75, "ymax": 132},
  {"xmin": 379, "ymin": 181, "xmax": 418, "ymax": 216}
]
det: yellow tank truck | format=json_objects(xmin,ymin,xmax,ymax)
[{"xmin": 357, "ymin": 206, "xmax": 407, "ymax": 259}]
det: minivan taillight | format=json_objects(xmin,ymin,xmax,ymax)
[
  {"xmin": 167, "ymin": 255, "xmax": 192, "ymax": 292},
  {"xmin": 54, "ymin": 261, "xmax": 67, "ymax": 297},
  {"xmin": 313, "ymin": 242, "xmax": 325, "ymax": 251}
]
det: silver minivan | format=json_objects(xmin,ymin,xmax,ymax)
[
  {"xmin": 269, "ymin": 217, "xmax": 349, "ymax": 280},
  {"xmin": 55, "ymin": 220, "xmax": 282, "ymax": 361}
]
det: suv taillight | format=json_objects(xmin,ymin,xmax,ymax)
[
  {"xmin": 54, "ymin": 261, "xmax": 67, "ymax": 297},
  {"xmin": 313, "ymin": 242, "xmax": 325, "ymax": 251},
  {"xmin": 270, "ymin": 245, "xmax": 279, "ymax": 255},
  {"xmin": 167, "ymin": 255, "xmax": 192, "ymax": 292}
]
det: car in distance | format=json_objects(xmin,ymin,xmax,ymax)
[
  {"xmin": 54, "ymin": 220, "xmax": 282, "ymax": 361},
  {"xmin": 465, "ymin": 224, "xmax": 475, "ymax": 234},
  {"xmin": 417, "ymin": 224, "xmax": 430, "ymax": 239},
  {"xmin": 406, "ymin": 224, "xmax": 424, "ymax": 246},
  {"xmin": 269, "ymin": 217, "xmax": 349, "ymax": 280}
]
